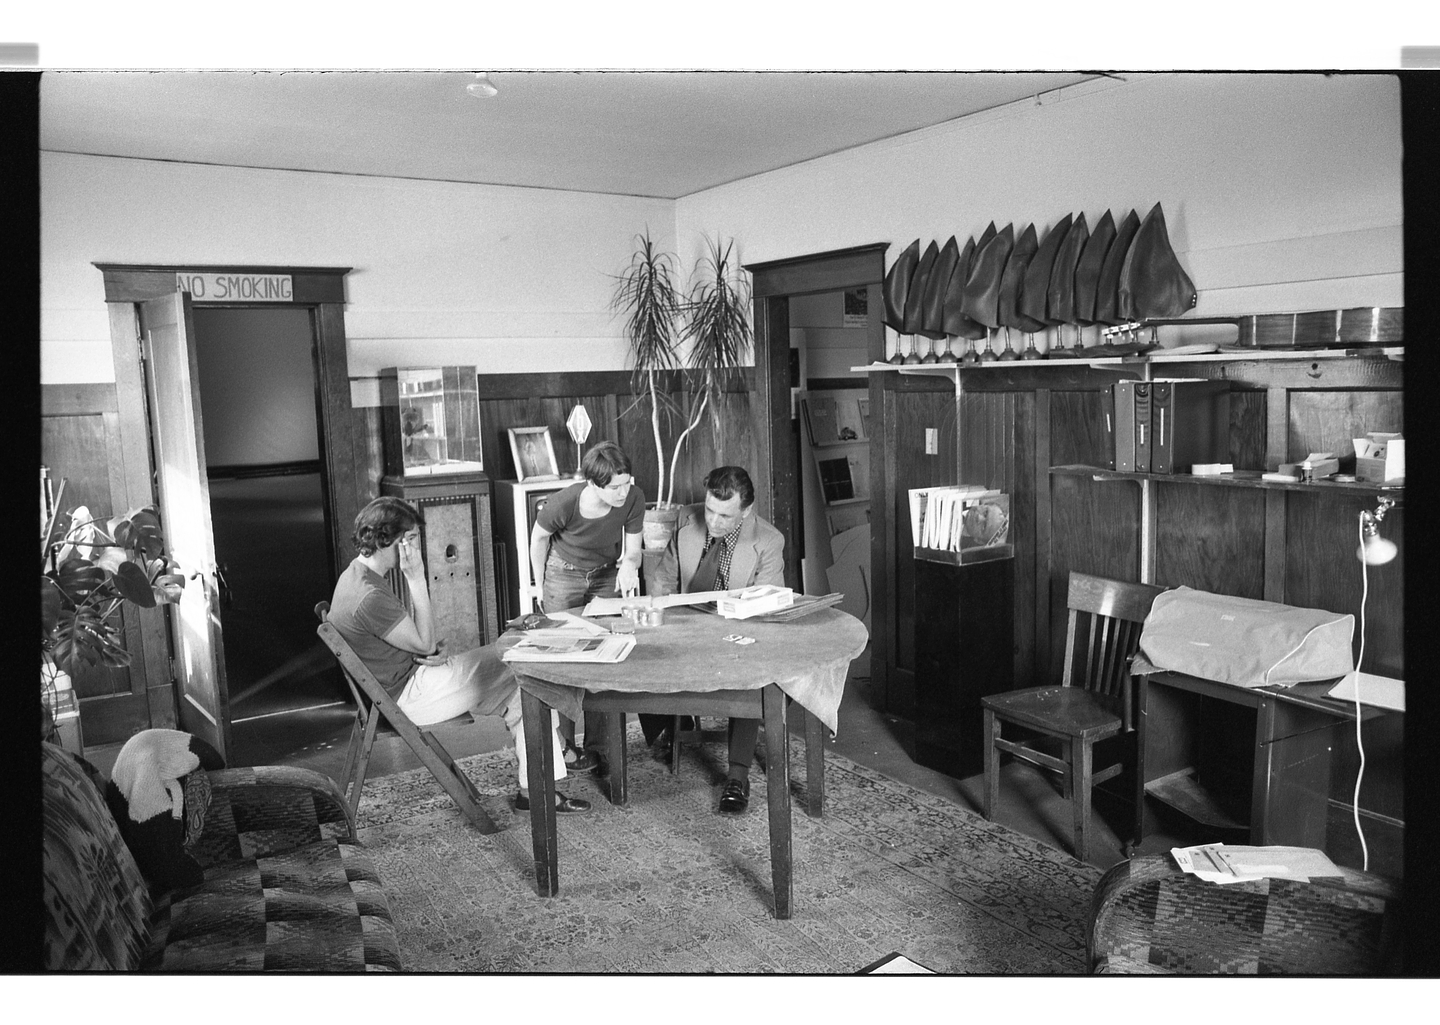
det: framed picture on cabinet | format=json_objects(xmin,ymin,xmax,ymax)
[{"xmin": 508, "ymin": 426, "xmax": 560, "ymax": 482}]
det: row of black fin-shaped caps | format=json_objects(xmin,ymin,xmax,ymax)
[{"xmin": 881, "ymin": 202, "xmax": 1196, "ymax": 338}]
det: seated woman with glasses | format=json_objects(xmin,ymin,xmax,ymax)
[{"xmin": 528, "ymin": 440, "xmax": 646, "ymax": 765}]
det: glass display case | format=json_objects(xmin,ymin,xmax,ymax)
[{"xmin": 379, "ymin": 366, "xmax": 485, "ymax": 478}]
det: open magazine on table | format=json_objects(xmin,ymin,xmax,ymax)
[{"xmin": 502, "ymin": 632, "xmax": 636, "ymax": 664}]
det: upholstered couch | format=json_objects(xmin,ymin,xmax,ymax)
[
  {"xmin": 1087, "ymin": 854, "xmax": 1400, "ymax": 974},
  {"xmin": 42, "ymin": 740, "xmax": 401, "ymax": 971}
]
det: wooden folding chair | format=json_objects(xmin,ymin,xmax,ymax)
[
  {"xmin": 980, "ymin": 572, "xmax": 1165, "ymax": 862},
  {"xmin": 315, "ymin": 601, "xmax": 501, "ymax": 834}
]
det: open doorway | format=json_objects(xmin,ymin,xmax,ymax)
[
  {"xmin": 191, "ymin": 307, "xmax": 346, "ymax": 729},
  {"xmin": 789, "ymin": 289, "xmax": 873, "ymax": 642}
]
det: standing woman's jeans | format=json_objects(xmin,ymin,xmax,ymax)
[
  {"xmin": 540, "ymin": 555, "xmax": 618, "ymax": 615},
  {"xmin": 539, "ymin": 554, "xmax": 620, "ymax": 756}
]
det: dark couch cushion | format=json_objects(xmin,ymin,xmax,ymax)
[{"xmin": 142, "ymin": 838, "xmax": 400, "ymax": 971}]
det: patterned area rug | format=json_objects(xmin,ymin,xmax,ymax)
[{"xmin": 355, "ymin": 725, "xmax": 1100, "ymax": 973}]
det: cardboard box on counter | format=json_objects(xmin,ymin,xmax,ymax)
[{"xmin": 1354, "ymin": 433, "xmax": 1404, "ymax": 483}]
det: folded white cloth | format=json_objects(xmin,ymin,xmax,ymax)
[{"xmin": 110, "ymin": 728, "xmax": 200, "ymax": 823}]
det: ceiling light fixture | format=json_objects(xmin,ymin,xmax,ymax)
[{"xmin": 467, "ymin": 72, "xmax": 498, "ymax": 98}]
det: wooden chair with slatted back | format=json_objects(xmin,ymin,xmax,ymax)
[
  {"xmin": 315, "ymin": 601, "xmax": 500, "ymax": 834},
  {"xmin": 981, "ymin": 572, "xmax": 1166, "ymax": 862}
]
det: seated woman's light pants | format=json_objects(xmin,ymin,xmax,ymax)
[{"xmin": 396, "ymin": 643, "xmax": 567, "ymax": 789}]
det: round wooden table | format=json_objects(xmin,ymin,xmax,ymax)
[{"xmin": 509, "ymin": 605, "xmax": 867, "ymax": 919}]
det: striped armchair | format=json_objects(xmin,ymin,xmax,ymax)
[
  {"xmin": 1087, "ymin": 854, "xmax": 1400, "ymax": 975},
  {"xmin": 42, "ymin": 740, "xmax": 401, "ymax": 971}
]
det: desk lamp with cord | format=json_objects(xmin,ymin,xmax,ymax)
[{"xmin": 1349, "ymin": 494, "xmax": 1399, "ymax": 872}]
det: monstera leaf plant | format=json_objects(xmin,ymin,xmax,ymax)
[{"xmin": 41, "ymin": 504, "xmax": 186, "ymax": 677}]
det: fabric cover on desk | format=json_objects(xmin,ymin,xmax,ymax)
[
  {"xmin": 1088, "ymin": 854, "xmax": 1398, "ymax": 974},
  {"xmin": 1137, "ymin": 585, "xmax": 1354, "ymax": 688},
  {"xmin": 505, "ymin": 607, "xmax": 868, "ymax": 735}
]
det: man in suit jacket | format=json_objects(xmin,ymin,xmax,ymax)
[{"xmin": 643, "ymin": 465, "xmax": 786, "ymax": 814}]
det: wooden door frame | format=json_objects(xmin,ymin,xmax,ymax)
[
  {"xmin": 96, "ymin": 263, "xmax": 356, "ymax": 727},
  {"xmin": 743, "ymin": 243, "xmax": 888, "ymax": 679}
]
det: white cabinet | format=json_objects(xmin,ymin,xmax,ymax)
[{"xmin": 493, "ymin": 478, "xmax": 573, "ymax": 618}]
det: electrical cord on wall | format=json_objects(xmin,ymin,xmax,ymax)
[{"xmin": 1352, "ymin": 512, "xmax": 1370, "ymax": 872}]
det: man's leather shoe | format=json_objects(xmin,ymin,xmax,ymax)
[
  {"xmin": 564, "ymin": 747, "xmax": 600, "ymax": 774},
  {"xmin": 514, "ymin": 790, "xmax": 591, "ymax": 813},
  {"xmin": 718, "ymin": 777, "xmax": 749, "ymax": 814}
]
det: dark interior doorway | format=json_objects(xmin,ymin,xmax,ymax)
[{"xmin": 192, "ymin": 306, "xmax": 346, "ymax": 725}]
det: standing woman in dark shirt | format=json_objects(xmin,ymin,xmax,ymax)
[
  {"xmin": 530, "ymin": 440, "xmax": 645, "ymax": 614},
  {"xmin": 528, "ymin": 441, "xmax": 645, "ymax": 761}
]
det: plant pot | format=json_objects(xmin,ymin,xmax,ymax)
[{"xmin": 643, "ymin": 504, "xmax": 680, "ymax": 552}]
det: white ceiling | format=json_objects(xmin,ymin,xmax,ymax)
[{"xmin": 39, "ymin": 70, "xmax": 1097, "ymax": 200}]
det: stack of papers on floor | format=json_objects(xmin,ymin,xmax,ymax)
[{"xmin": 1172, "ymin": 843, "xmax": 1343, "ymax": 884}]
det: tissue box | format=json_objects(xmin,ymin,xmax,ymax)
[{"xmin": 1354, "ymin": 433, "xmax": 1405, "ymax": 483}]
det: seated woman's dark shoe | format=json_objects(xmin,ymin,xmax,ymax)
[
  {"xmin": 717, "ymin": 777, "xmax": 750, "ymax": 814},
  {"xmin": 564, "ymin": 747, "xmax": 600, "ymax": 774},
  {"xmin": 514, "ymin": 790, "xmax": 592, "ymax": 813}
]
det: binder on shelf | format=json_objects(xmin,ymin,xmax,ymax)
[
  {"xmin": 1114, "ymin": 381, "xmax": 1137, "ymax": 472},
  {"xmin": 1152, "ymin": 379, "xmax": 1231, "ymax": 474},
  {"xmin": 1101, "ymin": 385, "xmax": 1116, "ymax": 470},
  {"xmin": 1133, "ymin": 382, "xmax": 1153, "ymax": 473}
]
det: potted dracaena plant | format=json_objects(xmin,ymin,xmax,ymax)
[
  {"xmin": 610, "ymin": 230, "xmax": 753, "ymax": 550},
  {"xmin": 40, "ymin": 494, "xmax": 186, "ymax": 741}
]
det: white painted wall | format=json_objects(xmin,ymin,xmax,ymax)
[
  {"xmin": 43, "ymin": 73, "xmax": 1403, "ymax": 386},
  {"xmin": 678, "ymin": 73, "xmax": 1403, "ymax": 348},
  {"xmin": 789, "ymin": 290, "xmax": 869, "ymax": 380},
  {"xmin": 41, "ymin": 151, "xmax": 674, "ymax": 385}
]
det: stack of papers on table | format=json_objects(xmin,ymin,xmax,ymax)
[
  {"xmin": 1172, "ymin": 844, "xmax": 1343, "ymax": 884},
  {"xmin": 502, "ymin": 632, "xmax": 636, "ymax": 664},
  {"xmin": 582, "ymin": 591, "xmax": 732, "ymax": 617}
]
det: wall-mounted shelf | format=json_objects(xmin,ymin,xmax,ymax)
[
  {"xmin": 853, "ymin": 346, "xmax": 1401, "ymax": 375},
  {"xmin": 853, "ymin": 346, "xmax": 1403, "ymax": 395},
  {"xmin": 1051, "ymin": 464, "xmax": 1405, "ymax": 498}
]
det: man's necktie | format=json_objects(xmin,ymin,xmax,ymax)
[{"xmin": 689, "ymin": 539, "xmax": 725, "ymax": 593}]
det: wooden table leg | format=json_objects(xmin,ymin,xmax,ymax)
[
  {"xmin": 521, "ymin": 689, "xmax": 559, "ymax": 897},
  {"xmin": 762, "ymin": 684, "xmax": 792, "ymax": 919},
  {"xmin": 601, "ymin": 709, "xmax": 628, "ymax": 805},
  {"xmin": 804, "ymin": 709, "xmax": 824, "ymax": 818}
]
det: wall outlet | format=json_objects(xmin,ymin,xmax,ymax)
[{"xmin": 925, "ymin": 428, "xmax": 938, "ymax": 455}]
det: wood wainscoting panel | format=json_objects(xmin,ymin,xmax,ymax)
[
  {"xmin": 1154, "ymin": 483, "xmax": 1266, "ymax": 598},
  {"xmin": 42, "ymin": 382, "xmax": 166, "ymax": 742},
  {"xmin": 959, "ymin": 389, "xmax": 1035, "ymax": 687},
  {"xmin": 886, "ymin": 377, "xmax": 960, "ymax": 694},
  {"xmin": 1288, "ymin": 389, "xmax": 1404, "ymax": 463},
  {"xmin": 1286, "ymin": 489, "xmax": 1403, "ymax": 676},
  {"xmin": 1048, "ymin": 389, "xmax": 1110, "ymax": 468},
  {"xmin": 1047, "ymin": 473, "xmax": 1140, "ymax": 686}
]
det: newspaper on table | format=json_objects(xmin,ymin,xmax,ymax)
[
  {"xmin": 502, "ymin": 632, "xmax": 636, "ymax": 664},
  {"xmin": 582, "ymin": 591, "xmax": 733, "ymax": 617}
]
